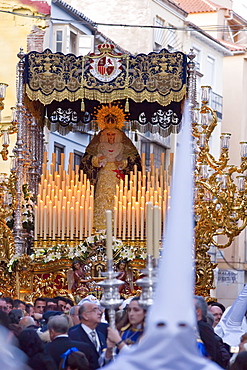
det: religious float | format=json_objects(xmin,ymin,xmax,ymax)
[{"xmin": 0, "ymin": 43, "xmax": 224, "ymax": 302}]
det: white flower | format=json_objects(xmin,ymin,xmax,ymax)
[
  {"xmin": 81, "ymin": 245, "xmax": 87, "ymax": 253},
  {"xmin": 140, "ymin": 251, "xmax": 146, "ymax": 260}
]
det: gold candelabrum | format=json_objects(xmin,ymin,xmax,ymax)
[
  {"xmin": 193, "ymin": 86, "xmax": 247, "ymax": 296},
  {"xmin": 0, "ymin": 83, "xmax": 18, "ymax": 161},
  {"xmin": 0, "ymin": 169, "xmax": 17, "ymax": 262}
]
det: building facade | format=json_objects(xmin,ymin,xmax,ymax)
[{"xmin": 175, "ymin": 0, "xmax": 247, "ymax": 306}]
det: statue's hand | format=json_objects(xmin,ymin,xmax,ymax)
[{"xmin": 116, "ymin": 160, "xmax": 123, "ymax": 169}]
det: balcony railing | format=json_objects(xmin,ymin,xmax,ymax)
[{"xmin": 209, "ymin": 91, "xmax": 223, "ymax": 120}]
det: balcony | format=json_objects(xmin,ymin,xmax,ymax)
[{"xmin": 209, "ymin": 91, "xmax": 223, "ymax": 120}]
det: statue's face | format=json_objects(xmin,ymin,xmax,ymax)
[
  {"xmin": 119, "ymin": 262, "xmax": 125, "ymax": 270},
  {"xmin": 74, "ymin": 262, "xmax": 80, "ymax": 270},
  {"xmin": 107, "ymin": 131, "xmax": 116, "ymax": 144}
]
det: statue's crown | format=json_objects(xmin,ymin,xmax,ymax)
[{"xmin": 95, "ymin": 104, "xmax": 126, "ymax": 131}]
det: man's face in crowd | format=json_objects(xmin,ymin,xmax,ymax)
[
  {"xmin": 209, "ymin": 306, "xmax": 223, "ymax": 327},
  {"xmin": 6, "ymin": 303, "xmax": 13, "ymax": 314},
  {"xmin": 0, "ymin": 300, "xmax": 8, "ymax": 312},
  {"xmin": 70, "ymin": 305, "xmax": 80, "ymax": 326},
  {"xmin": 58, "ymin": 300, "xmax": 67, "ymax": 311},
  {"xmin": 34, "ymin": 300, "xmax": 46, "ymax": 313},
  {"xmin": 81, "ymin": 302, "xmax": 102, "ymax": 327},
  {"xmin": 18, "ymin": 303, "xmax": 26, "ymax": 311}
]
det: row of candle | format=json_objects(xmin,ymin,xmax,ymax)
[
  {"xmin": 34, "ymin": 202, "xmax": 93, "ymax": 240},
  {"xmin": 35, "ymin": 152, "xmax": 94, "ymax": 239},
  {"xmin": 35, "ymin": 151, "xmax": 172, "ymax": 241},
  {"xmin": 106, "ymin": 203, "xmax": 161, "ymax": 260},
  {"xmin": 112, "ymin": 160, "xmax": 170, "ymax": 240}
]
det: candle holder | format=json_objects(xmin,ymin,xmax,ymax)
[
  {"xmin": 97, "ymin": 259, "xmax": 123, "ymax": 329},
  {"xmin": 136, "ymin": 254, "xmax": 158, "ymax": 310}
]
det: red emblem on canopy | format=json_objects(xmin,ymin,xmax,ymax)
[{"xmin": 89, "ymin": 44, "xmax": 122, "ymax": 82}]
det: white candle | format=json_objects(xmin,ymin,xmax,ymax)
[
  {"xmin": 88, "ymin": 207, "xmax": 92, "ymax": 237},
  {"xmin": 47, "ymin": 183, "xmax": 51, "ymax": 199},
  {"xmin": 146, "ymin": 202, "xmax": 153, "ymax": 255},
  {"xmin": 43, "ymin": 205, "xmax": 47, "ymax": 239},
  {"xmin": 140, "ymin": 207, "xmax": 144, "ymax": 240},
  {"xmin": 52, "ymin": 206, "xmax": 57, "ymax": 240},
  {"xmin": 57, "ymin": 200, "xmax": 61, "ymax": 237},
  {"xmin": 118, "ymin": 201, "xmax": 122, "ymax": 238},
  {"xmin": 113, "ymin": 207, "xmax": 117, "ymax": 239},
  {"xmin": 127, "ymin": 202, "xmax": 131, "ymax": 238},
  {"xmin": 106, "ymin": 210, "xmax": 113, "ymax": 260},
  {"xmin": 75, "ymin": 201, "xmax": 79, "ymax": 237},
  {"xmin": 39, "ymin": 200, "xmax": 44, "ymax": 239},
  {"xmin": 84, "ymin": 200, "xmax": 88, "ymax": 236},
  {"xmin": 120, "ymin": 179, "xmax": 124, "ymax": 192},
  {"xmin": 79, "ymin": 206, "xmax": 83, "ymax": 240},
  {"xmin": 48, "ymin": 200, "xmax": 52, "ymax": 237},
  {"xmin": 66, "ymin": 202, "xmax": 70, "ymax": 237},
  {"xmin": 34, "ymin": 205, "xmax": 38, "ymax": 240},
  {"xmin": 89, "ymin": 194, "xmax": 94, "ymax": 228},
  {"xmin": 153, "ymin": 205, "xmax": 159, "ymax": 258},
  {"xmin": 61, "ymin": 206, "xmax": 65, "ymax": 240},
  {"xmin": 70, "ymin": 207, "xmax": 74, "ymax": 239},
  {"xmin": 131, "ymin": 206, "xmax": 135, "ymax": 240},
  {"xmin": 135, "ymin": 202, "xmax": 139, "ymax": 238},
  {"xmin": 122, "ymin": 205, "xmax": 126, "ymax": 240}
]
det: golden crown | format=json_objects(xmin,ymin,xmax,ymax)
[
  {"xmin": 95, "ymin": 104, "xmax": 126, "ymax": 131},
  {"xmin": 97, "ymin": 43, "xmax": 115, "ymax": 53}
]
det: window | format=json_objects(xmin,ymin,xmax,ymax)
[
  {"xmin": 141, "ymin": 141, "xmax": 150, "ymax": 168},
  {"xmin": 154, "ymin": 16, "xmax": 164, "ymax": 51},
  {"xmin": 78, "ymin": 35, "xmax": 94, "ymax": 55},
  {"xmin": 206, "ymin": 55, "xmax": 215, "ymax": 89},
  {"xmin": 53, "ymin": 25, "xmax": 94, "ymax": 56},
  {"xmin": 141, "ymin": 141, "xmax": 166, "ymax": 170},
  {"xmin": 54, "ymin": 142, "xmax": 65, "ymax": 171},
  {"xmin": 166, "ymin": 24, "xmax": 176, "ymax": 51},
  {"xmin": 56, "ymin": 30, "xmax": 63, "ymax": 52},
  {"xmin": 74, "ymin": 150, "xmax": 83, "ymax": 170},
  {"xmin": 193, "ymin": 47, "xmax": 201, "ymax": 72},
  {"xmin": 70, "ymin": 31, "xmax": 77, "ymax": 54}
]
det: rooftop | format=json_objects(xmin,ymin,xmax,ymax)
[
  {"xmin": 20, "ymin": 0, "xmax": 50, "ymax": 15},
  {"xmin": 52, "ymin": 0, "xmax": 97, "ymax": 29},
  {"xmin": 219, "ymin": 39, "xmax": 247, "ymax": 52},
  {"xmin": 174, "ymin": 0, "xmax": 223, "ymax": 13}
]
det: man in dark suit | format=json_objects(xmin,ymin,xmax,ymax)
[
  {"xmin": 69, "ymin": 302, "xmax": 107, "ymax": 366},
  {"xmin": 44, "ymin": 315, "xmax": 96, "ymax": 370}
]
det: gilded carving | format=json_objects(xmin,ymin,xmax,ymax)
[{"xmin": 25, "ymin": 47, "xmax": 186, "ymax": 106}]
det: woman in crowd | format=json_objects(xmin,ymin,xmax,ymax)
[
  {"xmin": 18, "ymin": 328, "xmax": 50, "ymax": 370},
  {"xmin": 104, "ymin": 297, "xmax": 146, "ymax": 362}
]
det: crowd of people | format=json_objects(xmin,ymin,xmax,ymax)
[{"xmin": 0, "ymin": 292, "xmax": 247, "ymax": 369}]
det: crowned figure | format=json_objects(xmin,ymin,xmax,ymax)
[{"xmin": 80, "ymin": 104, "xmax": 142, "ymax": 230}]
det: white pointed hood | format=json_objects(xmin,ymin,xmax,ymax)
[
  {"xmin": 215, "ymin": 284, "xmax": 247, "ymax": 346},
  {"xmin": 102, "ymin": 103, "xmax": 222, "ymax": 370}
]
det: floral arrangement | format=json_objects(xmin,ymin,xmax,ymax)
[{"xmin": 7, "ymin": 233, "xmax": 146, "ymax": 272}]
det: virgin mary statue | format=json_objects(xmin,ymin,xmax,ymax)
[{"xmin": 79, "ymin": 105, "xmax": 142, "ymax": 230}]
